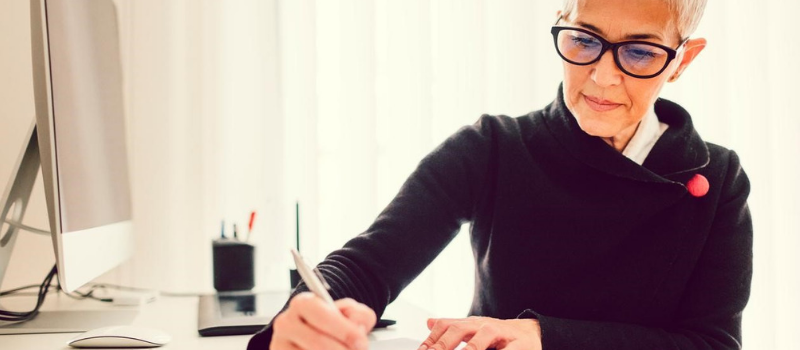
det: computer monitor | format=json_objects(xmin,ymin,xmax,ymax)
[{"xmin": 0, "ymin": 0, "xmax": 132, "ymax": 298}]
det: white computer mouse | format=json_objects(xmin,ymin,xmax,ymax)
[{"xmin": 67, "ymin": 325, "xmax": 172, "ymax": 348}]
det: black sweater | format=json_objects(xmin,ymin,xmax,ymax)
[{"xmin": 248, "ymin": 86, "xmax": 752, "ymax": 350}]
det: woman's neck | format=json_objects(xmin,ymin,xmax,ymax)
[{"xmin": 602, "ymin": 121, "xmax": 641, "ymax": 152}]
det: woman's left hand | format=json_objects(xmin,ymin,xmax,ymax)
[{"xmin": 417, "ymin": 316, "xmax": 542, "ymax": 350}]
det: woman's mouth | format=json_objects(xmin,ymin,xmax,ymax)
[{"xmin": 583, "ymin": 94, "xmax": 622, "ymax": 112}]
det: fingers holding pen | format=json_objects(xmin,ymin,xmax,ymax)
[
  {"xmin": 281, "ymin": 250, "xmax": 375, "ymax": 350},
  {"xmin": 273, "ymin": 310, "xmax": 351, "ymax": 350},
  {"xmin": 289, "ymin": 293, "xmax": 370, "ymax": 350},
  {"xmin": 336, "ymin": 297, "xmax": 378, "ymax": 332}
]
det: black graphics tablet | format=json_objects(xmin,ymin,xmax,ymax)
[
  {"xmin": 197, "ymin": 291, "xmax": 398, "ymax": 337},
  {"xmin": 197, "ymin": 291, "xmax": 288, "ymax": 337}
]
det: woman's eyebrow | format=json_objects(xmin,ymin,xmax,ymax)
[{"xmin": 575, "ymin": 20, "xmax": 664, "ymax": 41}]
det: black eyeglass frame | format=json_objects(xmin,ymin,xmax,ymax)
[{"xmin": 550, "ymin": 24, "xmax": 688, "ymax": 79}]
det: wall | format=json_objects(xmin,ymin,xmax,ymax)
[{"xmin": 0, "ymin": 0, "xmax": 286, "ymax": 295}]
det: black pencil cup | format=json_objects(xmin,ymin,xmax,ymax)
[{"xmin": 212, "ymin": 239, "xmax": 255, "ymax": 292}]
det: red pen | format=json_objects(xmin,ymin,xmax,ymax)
[{"xmin": 247, "ymin": 211, "xmax": 256, "ymax": 241}]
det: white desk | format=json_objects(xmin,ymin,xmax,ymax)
[{"xmin": 1, "ymin": 292, "xmax": 431, "ymax": 350}]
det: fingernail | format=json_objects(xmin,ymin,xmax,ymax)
[
  {"xmin": 356, "ymin": 338, "xmax": 369, "ymax": 350},
  {"xmin": 418, "ymin": 346, "xmax": 428, "ymax": 350}
]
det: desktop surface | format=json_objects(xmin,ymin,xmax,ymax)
[{"xmin": 1, "ymin": 291, "xmax": 432, "ymax": 350}]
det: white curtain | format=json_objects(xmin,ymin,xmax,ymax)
[
  {"xmin": 25, "ymin": 0, "xmax": 795, "ymax": 349},
  {"xmin": 110, "ymin": 0, "xmax": 289, "ymax": 292}
]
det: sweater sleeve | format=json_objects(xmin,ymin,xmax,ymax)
[
  {"xmin": 248, "ymin": 116, "xmax": 496, "ymax": 350},
  {"xmin": 517, "ymin": 150, "xmax": 753, "ymax": 350}
]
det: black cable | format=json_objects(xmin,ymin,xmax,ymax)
[
  {"xmin": 0, "ymin": 264, "xmax": 57, "ymax": 322},
  {"xmin": 0, "ymin": 278, "xmax": 106, "ymax": 301},
  {"xmin": 0, "ymin": 284, "xmax": 42, "ymax": 297},
  {"xmin": 56, "ymin": 283, "xmax": 112, "ymax": 303},
  {"xmin": 0, "ymin": 265, "xmax": 111, "ymax": 322},
  {"xmin": 0, "ymin": 285, "xmax": 81, "ymax": 298},
  {"xmin": 1, "ymin": 279, "xmax": 202, "ymax": 304},
  {"xmin": 0, "ymin": 292, "xmax": 45, "ymax": 297},
  {"xmin": 0, "ymin": 265, "xmax": 55, "ymax": 320}
]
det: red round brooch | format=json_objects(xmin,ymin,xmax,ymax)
[{"xmin": 686, "ymin": 174, "xmax": 709, "ymax": 198}]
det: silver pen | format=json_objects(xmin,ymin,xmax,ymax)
[{"xmin": 290, "ymin": 249, "xmax": 334, "ymax": 305}]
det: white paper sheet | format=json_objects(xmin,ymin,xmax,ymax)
[
  {"xmin": 370, "ymin": 338, "xmax": 468, "ymax": 350},
  {"xmin": 370, "ymin": 338, "xmax": 424, "ymax": 350}
]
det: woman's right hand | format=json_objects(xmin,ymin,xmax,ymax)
[{"xmin": 271, "ymin": 292, "xmax": 377, "ymax": 350}]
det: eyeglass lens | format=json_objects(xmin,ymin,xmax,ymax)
[{"xmin": 556, "ymin": 29, "xmax": 670, "ymax": 77}]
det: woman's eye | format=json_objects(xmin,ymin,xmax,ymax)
[
  {"xmin": 624, "ymin": 47, "xmax": 660, "ymax": 61},
  {"xmin": 571, "ymin": 35, "xmax": 599, "ymax": 47},
  {"xmin": 631, "ymin": 49, "xmax": 656, "ymax": 58}
]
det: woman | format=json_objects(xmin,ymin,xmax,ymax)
[{"xmin": 250, "ymin": 0, "xmax": 752, "ymax": 349}]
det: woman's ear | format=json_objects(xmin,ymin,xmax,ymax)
[{"xmin": 669, "ymin": 38, "xmax": 707, "ymax": 82}]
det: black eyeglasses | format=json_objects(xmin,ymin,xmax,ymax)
[{"xmin": 551, "ymin": 19, "xmax": 687, "ymax": 79}]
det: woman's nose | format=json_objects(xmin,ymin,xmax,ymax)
[{"xmin": 591, "ymin": 50, "xmax": 623, "ymax": 87}]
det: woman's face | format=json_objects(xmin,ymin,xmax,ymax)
[{"xmin": 561, "ymin": 0, "xmax": 687, "ymax": 140}]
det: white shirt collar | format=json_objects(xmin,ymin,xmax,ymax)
[{"xmin": 622, "ymin": 107, "xmax": 669, "ymax": 165}]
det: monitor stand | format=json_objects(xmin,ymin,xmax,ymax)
[
  {"xmin": 0, "ymin": 123, "xmax": 41, "ymax": 276},
  {"xmin": 0, "ymin": 125, "xmax": 139, "ymax": 335},
  {"xmin": 0, "ymin": 309, "xmax": 139, "ymax": 335}
]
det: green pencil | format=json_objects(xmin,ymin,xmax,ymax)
[{"xmin": 295, "ymin": 201, "xmax": 300, "ymax": 252}]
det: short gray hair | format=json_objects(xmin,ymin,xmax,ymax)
[{"xmin": 561, "ymin": 0, "xmax": 707, "ymax": 40}]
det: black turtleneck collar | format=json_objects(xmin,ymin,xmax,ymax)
[{"xmin": 539, "ymin": 84, "xmax": 710, "ymax": 185}]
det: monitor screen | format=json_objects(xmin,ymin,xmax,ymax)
[{"xmin": 46, "ymin": 0, "xmax": 131, "ymax": 233}]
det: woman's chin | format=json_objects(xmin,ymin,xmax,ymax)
[{"xmin": 573, "ymin": 116, "xmax": 618, "ymax": 138}]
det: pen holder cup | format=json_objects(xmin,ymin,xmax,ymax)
[{"xmin": 212, "ymin": 239, "xmax": 255, "ymax": 292}]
